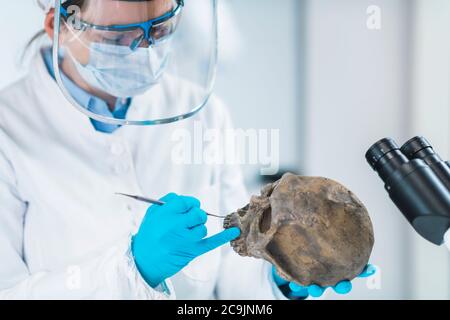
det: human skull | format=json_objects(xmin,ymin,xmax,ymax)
[{"xmin": 223, "ymin": 173, "xmax": 374, "ymax": 287}]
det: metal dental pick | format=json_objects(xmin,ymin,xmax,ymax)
[{"xmin": 115, "ymin": 193, "xmax": 227, "ymax": 219}]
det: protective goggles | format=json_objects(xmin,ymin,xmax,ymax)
[{"xmin": 60, "ymin": 0, "xmax": 184, "ymax": 51}]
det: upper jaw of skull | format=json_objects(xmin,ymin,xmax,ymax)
[{"xmin": 224, "ymin": 185, "xmax": 276, "ymax": 258}]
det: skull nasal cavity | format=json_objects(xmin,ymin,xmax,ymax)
[
  {"xmin": 238, "ymin": 204, "xmax": 250, "ymax": 217},
  {"xmin": 259, "ymin": 207, "xmax": 272, "ymax": 233}
]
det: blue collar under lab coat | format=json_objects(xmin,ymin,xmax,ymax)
[{"xmin": 42, "ymin": 48, "xmax": 131, "ymax": 134}]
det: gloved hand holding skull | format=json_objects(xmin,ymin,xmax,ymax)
[{"xmin": 224, "ymin": 173, "xmax": 375, "ymax": 298}]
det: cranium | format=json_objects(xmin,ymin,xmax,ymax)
[{"xmin": 223, "ymin": 173, "xmax": 374, "ymax": 287}]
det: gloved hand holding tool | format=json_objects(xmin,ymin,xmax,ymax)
[{"xmin": 132, "ymin": 193, "xmax": 240, "ymax": 288}]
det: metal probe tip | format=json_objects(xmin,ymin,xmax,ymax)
[{"xmin": 115, "ymin": 193, "xmax": 227, "ymax": 219}]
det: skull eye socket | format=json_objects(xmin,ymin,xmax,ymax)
[{"xmin": 259, "ymin": 207, "xmax": 272, "ymax": 233}]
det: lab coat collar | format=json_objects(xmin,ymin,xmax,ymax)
[
  {"xmin": 29, "ymin": 47, "xmax": 206, "ymax": 139},
  {"xmin": 29, "ymin": 49, "xmax": 128, "ymax": 140},
  {"xmin": 40, "ymin": 47, "xmax": 132, "ymax": 134}
]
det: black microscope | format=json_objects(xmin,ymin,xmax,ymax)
[{"xmin": 366, "ymin": 136, "xmax": 450, "ymax": 245}]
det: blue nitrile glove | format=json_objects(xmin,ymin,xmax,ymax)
[
  {"xmin": 132, "ymin": 193, "xmax": 241, "ymax": 288},
  {"xmin": 272, "ymin": 264, "xmax": 376, "ymax": 299}
]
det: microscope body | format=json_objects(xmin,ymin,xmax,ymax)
[{"xmin": 366, "ymin": 137, "xmax": 450, "ymax": 245}]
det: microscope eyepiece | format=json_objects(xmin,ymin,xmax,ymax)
[
  {"xmin": 400, "ymin": 136, "xmax": 432, "ymax": 158},
  {"xmin": 366, "ymin": 138, "xmax": 409, "ymax": 182},
  {"xmin": 366, "ymin": 137, "xmax": 450, "ymax": 245},
  {"xmin": 366, "ymin": 138, "xmax": 400, "ymax": 170},
  {"xmin": 401, "ymin": 136, "xmax": 450, "ymax": 191}
]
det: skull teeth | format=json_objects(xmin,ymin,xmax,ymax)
[
  {"xmin": 230, "ymin": 238, "xmax": 248, "ymax": 256},
  {"xmin": 223, "ymin": 213, "xmax": 248, "ymax": 256},
  {"xmin": 223, "ymin": 214, "xmax": 234, "ymax": 229}
]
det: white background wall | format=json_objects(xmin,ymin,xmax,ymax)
[
  {"xmin": 0, "ymin": 2, "xmax": 41, "ymax": 89},
  {"xmin": 0, "ymin": 0, "xmax": 449, "ymax": 300},
  {"xmin": 218, "ymin": 0, "xmax": 450, "ymax": 299},
  {"xmin": 218, "ymin": 0, "xmax": 416, "ymax": 299},
  {"xmin": 409, "ymin": 0, "xmax": 450, "ymax": 299},
  {"xmin": 302, "ymin": 0, "xmax": 413, "ymax": 299},
  {"xmin": 215, "ymin": 0, "xmax": 305, "ymax": 187}
]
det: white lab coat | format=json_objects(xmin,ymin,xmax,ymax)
[{"xmin": 0, "ymin": 52, "xmax": 284, "ymax": 300}]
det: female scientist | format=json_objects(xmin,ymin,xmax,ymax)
[{"xmin": 0, "ymin": 0, "xmax": 374, "ymax": 299}]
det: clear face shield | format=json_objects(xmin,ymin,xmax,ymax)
[{"xmin": 52, "ymin": 0, "xmax": 218, "ymax": 126}]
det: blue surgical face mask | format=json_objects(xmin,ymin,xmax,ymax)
[{"xmin": 69, "ymin": 42, "xmax": 171, "ymax": 98}]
